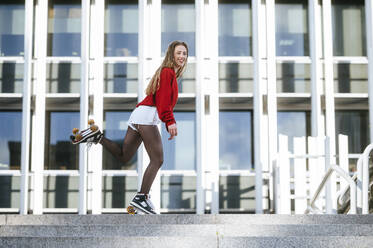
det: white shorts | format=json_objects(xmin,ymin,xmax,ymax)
[{"xmin": 128, "ymin": 105, "xmax": 161, "ymax": 132}]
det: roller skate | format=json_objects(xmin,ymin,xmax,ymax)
[
  {"xmin": 127, "ymin": 193, "xmax": 157, "ymax": 215},
  {"xmin": 70, "ymin": 119, "xmax": 103, "ymax": 145}
]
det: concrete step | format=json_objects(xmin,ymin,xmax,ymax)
[
  {"xmin": 1, "ymin": 224, "xmax": 373, "ymax": 237},
  {"xmin": 3, "ymin": 214, "xmax": 373, "ymax": 225},
  {"xmin": 0, "ymin": 236, "xmax": 372, "ymax": 248},
  {"xmin": 1, "ymin": 214, "xmax": 373, "ymax": 248}
]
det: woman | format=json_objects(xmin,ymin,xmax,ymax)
[{"xmin": 73, "ymin": 41, "xmax": 188, "ymax": 214}]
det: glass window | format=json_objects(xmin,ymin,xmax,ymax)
[
  {"xmin": 219, "ymin": 111, "xmax": 252, "ymax": 170},
  {"xmin": 277, "ymin": 111, "xmax": 310, "ymax": 152},
  {"xmin": 0, "ymin": 1, "xmax": 24, "ymax": 56},
  {"xmin": 45, "ymin": 112, "xmax": 79, "ymax": 170},
  {"xmin": 218, "ymin": 0, "xmax": 251, "ymax": 56},
  {"xmin": 0, "ymin": 176, "xmax": 20, "ymax": 208},
  {"xmin": 219, "ymin": 176, "xmax": 255, "ymax": 211},
  {"xmin": 275, "ymin": 0, "xmax": 309, "ymax": 56},
  {"xmin": 161, "ymin": 112, "xmax": 196, "ymax": 170},
  {"xmin": 0, "ymin": 112, "xmax": 22, "ymax": 170},
  {"xmin": 102, "ymin": 176, "xmax": 137, "ymax": 208},
  {"xmin": 44, "ymin": 176, "xmax": 78, "ymax": 208},
  {"xmin": 334, "ymin": 63, "xmax": 367, "ymax": 93},
  {"xmin": 178, "ymin": 63, "xmax": 195, "ymax": 93},
  {"xmin": 332, "ymin": 0, "xmax": 366, "ymax": 56},
  {"xmin": 104, "ymin": 63, "xmax": 138, "ymax": 93},
  {"xmin": 103, "ymin": 111, "xmax": 135, "ymax": 170},
  {"xmin": 335, "ymin": 111, "xmax": 369, "ymax": 154},
  {"xmin": 162, "ymin": 0, "xmax": 195, "ymax": 56},
  {"xmin": 48, "ymin": 0, "xmax": 81, "ymax": 56},
  {"xmin": 161, "ymin": 175, "xmax": 196, "ymax": 210},
  {"xmin": 219, "ymin": 63, "xmax": 253, "ymax": 93},
  {"xmin": 0, "ymin": 63, "xmax": 23, "ymax": 93},
  {"xmin": 46, "ymin": 63, "xmax": 80, "ymax": 93},
  {"xmin": 276, "ymin": 63, "xmax": 310, "ymax": 93},
  {"xmin": 105, "ymin": 0, "xmax": 138, "ymax": 56}
]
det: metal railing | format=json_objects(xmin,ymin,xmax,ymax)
[
  {"xmin": 356, "ymin": 144, "xmax": 373, "ymax": 214},
  {"xmin": 305, "ymin": 164, "xmax": 357, "ymax": 214}
]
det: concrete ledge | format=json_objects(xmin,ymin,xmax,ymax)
[
  {"xmin": 0, "ymin": 224, "xmax": 218, "ymax": 237},
  {"xmin": 0, "ymin": 237, "xmax": 218, "ymax": 248},
  {"xmin": 3, "ymin": 214, "xmax": 373, "ymax": 226},
  {"xmin": 1, "ymin": 223, "xmax": 373, "ymax": 237},
  {"xmin": 0, "ymin": 216, "xmax": 5, "ymax": 225},
  {"xmin": 219, "ymin": 236, "xmax": 373, "ymax": 248}
]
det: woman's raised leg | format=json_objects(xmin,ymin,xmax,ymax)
[{"xmin": 100, "ymin": 127, "xmax": 142, "ymax": 164}]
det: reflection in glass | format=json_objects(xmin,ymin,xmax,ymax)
[
  {"xmin": 105, "ymin": 0, "xmax": 138, "ymax": 56},
  {"xmin": 275, "ymin": 0, "xmax": 309, "ymax": 56},
  {"xmin": 332, "ymin": 0, "xmax": 366, "ymax": 56},
  {"xmin": 161, "ymin": 112, "xmax": 196, "ymax": 170},
  {"xmin": 0, "ymin": 112, "xmax": 22, "ymax": 170},
  {"xmin": 219, "ymin": 111, "xmax": 252, "ymax": 170},
  {"xmin": 0, "ymin": 176, "xmax": 20, "ymax": 208},
  {"xmin": 104, "ymin": 63, "xmax": 138, "ymax": 93},
  {"xmin": 103, "ymin": 111, "xmax": 135, "ymax": 170},
  {"xmin": 47, "ymin": 0, "xmax": 81, "ymax": 56},
  {"xmin": 0, "ymin": 63, "xmax": 23, "ymax": 93},
  {"xmin": 162, "ymin": 0, "xmax": 195, "ymax": 56},
  {"xmin": 44, "ymin": 176, "xmax": 78, "ymax": 208},
  {"xmin": 161, "ymin": 176, "xmax": 196, "ymax": 210},
  {"xmin": 219, "ymin": 0, "xmax": 251, "ymax": 56},
  {"xmin": 0, "ymin": 1, "xmax": 24, "ymax": 56},
  {"xmin": 45, "ymin": 112, "xmax": 79, "ymax": 170},
  {"xmin": 102, "ymin": 176, "xmax": 137, "ymax": 208},
  {"xmin": 276, "ymin": 63, "xmax": 310, "ymax": 93},
  {"xmin": 178, "ymin": 63, "xmax": 195, "ymax": 93},
  {"xmin": 335, "ymin": 111, "xmax": 369, "ymax": 154},
  {"xmin": 334, "ymin": 63, "xmax": 367, "ymax": 93},
  {"xmin": 219, "ymin": 176, "xmax": 255, "ymax": 211},
  {"xmin": 277, "ymin": 111, "xmax": 310, "ymax": 152},
  {"xmin": 46, "ymin": 63, "xmax": 80, "ymax": 93},
  {"xmin": 219, "ymin": 63, "xmax": 253, "ymax": 93}
]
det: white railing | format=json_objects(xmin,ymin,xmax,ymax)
[
  {"xmin": 356, "ymin": 144, "xmax": 373, "ymax": 214},
  {"xmin": 274, "ymin": 134, "xmax": 355, "ymax": 214},
  {"xmin": 305, "ymin": 164, "xmax": 356, "ymax": 214},
  {"xmin": 275, "ymin": 134, "xmax": 372, "ymax": 214}
]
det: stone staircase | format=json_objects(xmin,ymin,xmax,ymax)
[{"xmin": 1, "ymin": 214, "xmax": 373, "ymax": 248}]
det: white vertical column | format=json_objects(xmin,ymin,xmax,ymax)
[
  {"xmin": 322, "ymin": 0, "xmax": 337, "ymax": 214},
  {"xmin": 253, "ymin": 0, "xmax": 265, "ymax": 214},
  {"xmin": 200, "ymin": 0, "xmax": 219, "ymax": 214},
  {"xmin": 138, "ymin": 0, "xmax": 162, "ymax": 211},
  {"xmin": 293, "ymin": 137, "xmax": 307, "ymax": 214},
  {"xmin": 79, "ymin": 0, "xmax": 90, "ymax": 214},
  {"xmin": 20, "ymin": 0, "xmax": 34, "ymax": 215},
  {"xmin": 266, "ymin": 0, "xmax": 277, "ymax": 213},
  {"xmin": 31, "ymin": 0, "xmax": 48, "ymax": 215},
  {"xmin": 89, "ymin": 0, "xmax": 104, "ymax": 214},
  {"xmin": 338, "ymin": 134, "xmax": 349, "ymax": 191},
  {"xmin": 195, "ymin": 0, "xmax": 207, "ymax": 214},
  {"xmin": 365, "ymin": 0, "xmax": 373, "ymax": 144},
  {"xmin": 309, "ymin": 0, "xmax": 324, "ymax": 136}
]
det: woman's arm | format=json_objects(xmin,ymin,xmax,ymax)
[{"xmin": 155, "ymin": 68, "xmax": 176, "ymax": 129}]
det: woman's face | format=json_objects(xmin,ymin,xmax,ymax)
[{"xmin": 173, "ymin": 45, "xmax": 188, "ymax": 68}]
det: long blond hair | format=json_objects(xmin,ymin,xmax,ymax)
[{"xmin": 145, "ymin": 41, "xmax": 189, "ymax": 95}]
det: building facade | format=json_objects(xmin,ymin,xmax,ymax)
[{"xmin": 0, "ymin": 0, "xmax": 371, "ymax": 214}]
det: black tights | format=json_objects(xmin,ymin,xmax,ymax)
[{"xmin": 100, "ymin": 125, "xmax": 163, "ymax": 194}]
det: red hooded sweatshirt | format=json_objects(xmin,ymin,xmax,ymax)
[{"xmin": 136, "ymin": 67, "xmax": 178, "ymax": 129}]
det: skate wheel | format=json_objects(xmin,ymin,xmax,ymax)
[
  {"xmin": 72, "ymin": 128, "xmax": 79, "ymax": 134},
  {"xmin": 127, "ymin": 206, "xmax": 136, "ymax": 215},
  {"xmin": 75, "ymin": 134, "xmax": 82, "ymax": 141},
  {"xmin": 90, "ymin": 125, "xmax": 98, "ymax": 132},
  {"xmin": 88, "ymin": 119, "xmax": 95, "ymax": 125}
]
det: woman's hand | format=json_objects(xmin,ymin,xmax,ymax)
[{"xmin": 168, "ymin": 124, "xmax": 177, "ymax": 140}]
